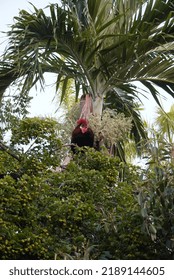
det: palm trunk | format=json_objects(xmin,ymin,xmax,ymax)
[
  {"xmin": 80, "ymin": 94, "xmax": 104, "ymax": 118},
  {"xmin": 92, "ymin": 95, "xmax": 104, "ymax": 117}
]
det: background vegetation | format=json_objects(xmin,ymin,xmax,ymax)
[
  {"xmin": 0, "ymin": 97, "xmax": 174, "ymax": 259},
  {"xmin": 0, "ymin": 0, "xmax": 174, "ymax": 260}
]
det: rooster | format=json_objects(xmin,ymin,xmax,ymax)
[{"xmin": 71, "ymin": 118, "xmax": 94, "ymax": 154}]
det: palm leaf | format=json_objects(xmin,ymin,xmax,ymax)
[{"xmin": 1, "ymin": 0, "xmax": 174, "ymax": 148}]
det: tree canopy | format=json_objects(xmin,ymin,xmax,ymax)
[
  {"xmin": 0, "ymin": 99, "xmax": 174, "ymax": 259},
  {"xmin": 1, "ymin": 0, "xmax": 174, "ymax": 115},
  {"xmin": 1, "ymin": 0, "xmax": 174, "ymax": 260}
]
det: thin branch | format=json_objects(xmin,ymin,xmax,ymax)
[{"xmin": 0, "ymin": 140, "xmax": 21, "ymax": 161}]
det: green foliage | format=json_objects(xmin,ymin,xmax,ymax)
[
  {"xmin": 0, "ymin": 103, "xmax": 174, "ymax": 259},
  {"xmin": 137, "ymin": 161, "xmax": 174, "ymax": 258},
  {"xmin": 0, "ymin": 90, "xmax": 32, "ymax": 139},
  {"xmin": 0, "ymin": 147, "xmax": 136, "ymax": 259},
  {"xmin": 1, "ymin": 0, "xmax": 174, "ymax": 259},
  {"xmin": 0, "ymin": 175, "xmax": 51, "ymax": 259},
  {"xmin": 10, "ymin": 117, "xmax": 62, "ymax": 168},
  {"xmin": 1, "ymin": 140, "xmax": 173, "ymax": 259}
]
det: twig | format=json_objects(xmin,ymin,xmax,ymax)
[{"xmin": 0, "ymin": 140, "xmax": 21, "ymax": 161}]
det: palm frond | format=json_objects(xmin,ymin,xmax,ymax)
[
  {"xmin": 105, "ymin": 86, "xmax": 147, "ymax": 146},
  {"xmin": 1, "ymin": 0, "xmax": 174, "ymax": 147}
]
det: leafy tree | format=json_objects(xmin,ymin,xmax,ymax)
[
  {"xmin": 137, "ymin": 158, "xmax": 174, "ymax": 259},
  {"xmin": 155, "ymin": 105, "xmax": 174, "ymax": 143},
  {"xmin": 1, "ymin": 0, "xmax": 174, "ymax": 146},
  {"xmin": 1, "ymin": 110, "xmax": 174, "ymax": 260},
  {"xmin": 138, "ymin": 104, "xmax": 174, "ymax": 166},
  {"xmin": 1, "ymin": 1, "xmax": 174, "ymax": 259}
]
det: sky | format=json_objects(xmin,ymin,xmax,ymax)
[
  {"xmin": 0, "ymin": 0, "xmax": 174, "ymax": 123},
  {"xmin": 0, "ymin": 0, "xmax": 61, "ymax": 118}
]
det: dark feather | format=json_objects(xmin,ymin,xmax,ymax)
[{"xmin": 71, "ymin": 125, "xmax": 94, "ymax": 154}]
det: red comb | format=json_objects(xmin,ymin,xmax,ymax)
[{"xmin": 77, "ymin": 118, "xmax": 88, "ymax": 125}]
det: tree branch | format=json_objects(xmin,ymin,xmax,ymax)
[{"xmin": 0, "ymin": 140, "xmax": 21, "ymax": 162}]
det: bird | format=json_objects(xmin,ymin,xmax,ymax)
[{"xmin": 71, "ymin": 118, "xmax": 94, "ymax": 154}]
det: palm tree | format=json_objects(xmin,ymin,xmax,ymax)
[
  {"xmin": 155, "ymin": 104, "xmax": 174, "ymax": 160},
  {"xmin": 155, "ymin": 105, "xmax": 174, "ymax": 143},
  {"xmin": 1, "ymin": 0, "xmax": 174, "ymax": 147}
]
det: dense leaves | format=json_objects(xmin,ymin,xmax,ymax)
[
  {"xmin": 1, "ymin": 0, "xmax": 174, "ymax": 259},
  {"xmin": 0, "ymin": 117, "xmax": 174, "ymax": 259}
]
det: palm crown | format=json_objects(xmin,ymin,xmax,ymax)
[{"xmin": 1, "ymin": 0, "xmax": 174, "ymax": 145}]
